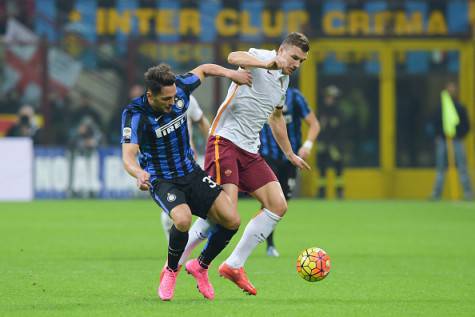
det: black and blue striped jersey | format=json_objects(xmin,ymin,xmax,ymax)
[
  {"xmin": 121, "ymin": 73, "xmax": 201, "ymax": 182},
  {"xmin": 259, "ymin": 88, "xmax": 311, "ymax": 161}
]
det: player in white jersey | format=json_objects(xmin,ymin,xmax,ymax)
[
  {"xmin": 177, "ymin": 33, "xmax": 311, "ymax": 296},
  {"xmin": 160, "ymin": 95, "xmax": 210, "ymax": 240}
]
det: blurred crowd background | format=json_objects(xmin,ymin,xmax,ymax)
[{"xmin": 0, "ymin": 0, "xmax": 474, "ymax": 200}]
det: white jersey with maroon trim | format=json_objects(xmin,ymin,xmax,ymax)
[{"xmin": 210, "ymin": 48, "xmax": 289, "ymax": 154}]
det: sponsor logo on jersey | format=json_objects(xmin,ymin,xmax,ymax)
[
  {"xmin": 155, "ymin": 113, "xmax": 186, "ymax": 138},
  {"xmin": 224, "ymin": 169, "xmax": 232, "ymax": 177}
]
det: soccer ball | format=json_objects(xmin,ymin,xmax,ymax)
[{"xmin": 296, "ymin": 247, "xmax": 331, "ymax": 282}]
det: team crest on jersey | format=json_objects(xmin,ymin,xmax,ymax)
[
  {"xmin": 167, "ymin": 192, "xmax": 176, "ymax": 202},
  {"xmin": 122, "ymin": 127, "xmax": 132, "ymax": 140},
  {"xmin": 175, "ymin": 98, "xmax": 185, "ymax": 109}
]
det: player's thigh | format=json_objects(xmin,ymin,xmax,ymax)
[
  {"xmin": 207, "ymin": 191, "xmax": 240, "ymax": 230},
  {"xmin": 151, "ymin": 182, "xmax": 191, "ymax": 229},
  {"xmin": 186, "ymin": 169, "xmax": 223, "ymax": 219},
  {"xmin": 204, "ymin": 135, "xmax": 240, "ymax": 186},
  {"xmin": 251, "ymin": 181, "xmax": 288, "ymax": 216}
]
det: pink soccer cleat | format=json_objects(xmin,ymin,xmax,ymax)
[
  {"xmin": 218, "ymin": 262, "xmax": 257, "ymax": 295},
  {"xmin": 158, "ymin": 267, "xmax": 178, "ymax": 301},
  {"xmin": 185, "ymin": 259, "xmax": 215, "ymax": 300},
  {"xmin": 159, "ymin": 263, "xmax": 182, "ymax": 283}
]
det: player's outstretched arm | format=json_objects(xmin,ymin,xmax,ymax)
[
  {"xmin": 228, "ymin": 51, "xmax": 287, "ymax": 70},
  {"xmin": 269, "ymin": 108, "xmax": 311, "ymax": 170},
  {"xmin": 122, "ymin": 143, "xmax": 151, "ymax": 191},
  {"xmin": 190, "ymin": 64, "xmax": 252, "ymax": 86}
]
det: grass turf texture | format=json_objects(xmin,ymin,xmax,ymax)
[{"xmin": 1, "ymin": 200, "xmax": 474, "ymax": 317}]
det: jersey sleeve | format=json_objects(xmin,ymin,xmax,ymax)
[
  {"xmin": 187, "ymin": 95, "xmax": 203, "ymax": 122},
  {"xmin": 121, "ymin": 109, "xmax": 143, "ymax": 144},
  {"xmin": 248, "ymin": 48, "xmax": 271, "ymax": 61},
  {"xmin": 176, "ymin": 73, "xmax": 201, "ymax": 96},
  {"xmin": 294, "ymin": 90, "xmax": 311, "ymax": 118}
]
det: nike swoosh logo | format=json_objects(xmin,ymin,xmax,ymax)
[{"xmin": 155, "ymin": 115, "xmax": 163, "ymax": 122}]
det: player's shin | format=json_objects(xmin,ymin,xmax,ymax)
[
  {"xmin": 225, "ymin": 208, "xmax": 281, "ymax": 268},
  {"xmin": 198, "ymin": 224, "xmax": 238, "ymax": 268},
  {"xmin": 178, "ymin": 218, "xmax": 212, "ymax": 265},
  {"xmin": 167, "ymin": 225, "xmax": 189, "ymax": 271}
]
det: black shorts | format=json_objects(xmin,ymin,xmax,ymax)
[
  {"xmin": 263, "ymin": 156, "xmax": 297, "ymax": 200},
  {"xmin": 150, "ymin": 168, "xmax": 222, "ymax": 219}
]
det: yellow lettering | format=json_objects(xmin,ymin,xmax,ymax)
[
  {"xmin": 262, "ymin": 10, "xmax": 284, "ymax": 37},
  {"xmin": 216, "ymin": 9, "xmax": 239, "ymax": 36},
  {"xmin": 156, "ymin": 10, "xmax": 176, "ymax": 35},
  {"xmin": 179, "ymin": 9, "xmax": 200, "ymax": 36},
  {"xmin": 241, "ymin": 11, "xmax": 259, "ymax": 35},
  {"xmin": 287, "ymin": 10, "xmax": 308, "ymax": 33},
  {"xmin": 108, "ymin": 9, "xmax": 131, "ymax": 34},
  {"xmin": 374, "ymin": 11, "xmax": 391, "ymax": 35},
  {"xmin": 96, "ymin": 8, "xmax": 106, "ymax": 35},
  {"xmin": 323, "ymin": 11, "xmax": 345, "ymax": 35},
  {"xmin": 138, "ymin": 43, "xmax": 158, "ymax": 60},
  {"xmin": 427, "ymin": 10, "xmax": 447, "ymax": 35},
  {"xmin": 394, "ymin": 11, "xmax": 423, "ymax": 35},
  {"xmin": 348, "ymin": 10, "xmax": 369, "ymax": 35},
  {"xmin": 174, "ymin": 44, "xmax": 190, "ymax": 63},
  {"xmin": 135, "ymin": 9, "xmax": 153, "ymax": 35}
]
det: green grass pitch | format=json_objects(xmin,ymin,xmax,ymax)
[{"xmin": 1, "ymin": 200, "xmax": 474, "ymax": 317}]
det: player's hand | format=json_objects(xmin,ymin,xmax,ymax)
[
  {"xmin": 230, "ymin": 69, "xmax": 252, "ymax": 86},
  {"xmin": 136, "ymin": 170, "xmax": 151, "ymax": 191},
  {"xmin": 265, "ymin": 55, "xmax": 287, "ymax": 70},
  {"xmin": 286, "ymin": 152, "xmax": 311, "ymax": 170},
  {"xmin": 297, "ymin": 146, "xmax": 311, "ymax": 160}
]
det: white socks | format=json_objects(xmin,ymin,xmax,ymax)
[
  {"xmin": 225, "ymin": 208, "xmax": 281, "ymax": 268},
  {"xmin": 178, "ymin": 217, "xmax": 212, "ymax": 265},
  {"xmin": 160, "ymin": 211, "xmax": 173, "ymax": 242}
]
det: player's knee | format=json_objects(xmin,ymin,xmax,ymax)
[
  {"xmin": 223, "ymin": 213, "xmax": 240, "ymax": 230},
  {"xmin": 271, "ymin": 199, "xmax": 288, "ymax": 217},
  {"xmin": 172, "ymin": 211, "xmax": 192, "ymax": 231}
]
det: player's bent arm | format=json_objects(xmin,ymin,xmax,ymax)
[
  {"xmin": 190, "ymin": 64, "xmax": 252, "ymax": 86},
  {"xmin": 268, "ymin": 108, "xmax": 293, "ymax": 157},
  {"xmin": 228, "ymin": 51, "xmax": 268, "ymax": 69},
  {"xmin": 269, "ymin": 108, "xmax": 311, "ymax": 170},
  {"xmin": 122, "ymin": 143, "xmax": 151, "ymax": 190}
]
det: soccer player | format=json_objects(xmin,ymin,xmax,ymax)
[
  {"xmin": 178, "ymin": 32, "xmax": 311, "ymax": 295},
  {"xmin": 260, "ymin": 87, "xmax": 320, "ymax": 256},
  {"xmin": 160, "ymin": 95, "xmax": 211, "ymax": 240},
  {"xmin": 121, "ymin": 63, "xmax": 252, "ymax": 301}
]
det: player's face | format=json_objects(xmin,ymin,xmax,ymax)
[
  {"xmin": 279, "ymin": 45, "xmax": 308, "ymax": 75},
  {"xmin": 147, "ymin": 85, "xmax": 177, "ymax": 113}
]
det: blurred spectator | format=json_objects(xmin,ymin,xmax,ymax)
[
  {"xmin": 316, "ymin": 85, "xmax": 345, "ymax": 199},
  {"xmin": 69, "ymin": 117, "xmax": 102, "ymax": 154},
  {"xmin": 431, "ymin": 82, "xmax": 473, "ymax": 200},
  {"xmin": 71, "ymin": 92, "xmax": 102, "ymax": 131},
  {"xmin": 6, "ymin": 104, "xmax": 40, "ymax": 143}
]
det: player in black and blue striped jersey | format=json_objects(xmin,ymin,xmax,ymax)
[
  {"xmin": 259, "ymin": 88, "xmax": 320, "ymax": 257},
  {"xmin": 121, "ymin": 63, "xmax": 252, "ymax": 301}
]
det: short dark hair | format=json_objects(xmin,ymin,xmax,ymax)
[
  {"xmin": 281, "ymin": 32, "xmax": 310, "ymax": 52},
  {"xmin": 144, "ymin": 63, "xmax": 176, "ymax": 95}
]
